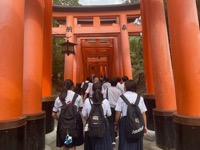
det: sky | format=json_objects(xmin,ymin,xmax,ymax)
[{"xmin": 79, "ymin": 0, "xmax": 123, "ymax": 5}]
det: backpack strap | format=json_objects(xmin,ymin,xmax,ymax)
[
  {"xmin": 88, "ymin": 98, "xmax": 104, "ymax": 116},
  {"xmin": 72, "ymin": 93, "xmax": 79, "ymax": 105},
  {"xmin": 120, "ymin": 94, "xmax": 140, "ymax": 106},
  {"xmin": 60, "ymin": 91, "xmax": 67, "ymax": 106},
  {"xmin": 60, "ymin": 99, "xmax": 66, "ymax": 107},
  {"xmin": 106, "ymin": 88, "xmax": 108, "ymax": 100},
  {"xmin": 120, "ymin": 94, "xmax": 131, "ymax": 107},
  {"xmin": 134, "ymin": 94, "xmax": 140, "ymax": 106}
]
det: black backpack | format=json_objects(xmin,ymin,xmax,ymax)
[
  {"xmin": 120, "ymin": 94, "xmax": 144, "ymax": 139},
  {"xmin": 82, "ymin": 82, "xmax": 89, "ymax": 95},
  {"xmin": 58, "ymin": 93, "xmax": 83, "ymax": 139},
  {"xmin": 87, "ymin": 98, "xmax": 106, "ymax": 138}
]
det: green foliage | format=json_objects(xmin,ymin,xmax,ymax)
[
  {"xmin": 197, "ymin": 0, "xmax": 200, "ymax": 25},
  {"xmin": 52, "ymin": 37, "xmax": 65, "ymax": 80},
  {"xmin": 129, "ymin": 36, "xmax": 145, "ymax": 94},
  {"xmin": 129, "ymin": 36, "xmax": 144, "ymax": 80},
  {"xmin": 53, "ymin": 0, "xmax": 80, "ymax": 6}
]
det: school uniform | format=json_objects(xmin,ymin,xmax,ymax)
[
  {"xmin": 82, "ymin": 98, "xmax": 113, "ymax": 150},
  {"xmin": 53, "ymin": 90, "xmax": 84, "ymax": 148},
  {"xmin": 85, "ymin": 82, "xmax": 94, "ymax": 97},
  {"xmin": 116, "ymin": 82, "xmax": 125, "ymax": 93},
  {"xmin": 102, "ymin": 82, "xmax": 111, "ymax": 91},
  {"xmin": 85, "ymin": 83, "xmax": 105, "ymax": 99},
  {"xmin": 105, "ymin": 86, "xmax": 122, "ymax": 144},
  {"xmin": 115, "ymin": 91, "xmax": 147, "ymax": 150},
  {"xmin": 81, "ymin": 80, "xmax": 90, "ymax": 88}
]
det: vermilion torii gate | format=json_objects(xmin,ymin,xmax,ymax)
[{"xmin": 0, "ymin": 0, "xmax": 200, "ymax": 150}]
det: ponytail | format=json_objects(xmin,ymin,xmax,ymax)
[
  {"xmin": 92, "ymin": 82, "xmax": 103, "ymax": 103},
  {"xmin": 59, "ymin": 79, "xmax": 74, "ymax": 101}
]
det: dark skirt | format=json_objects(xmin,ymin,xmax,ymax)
[
  {"xmin": 118, "ymin": 117, "xmax": 143, "ymax": 150},
  {"xmin": 84, "ymin": 119, "xmax": 113, "ymax": 150}
]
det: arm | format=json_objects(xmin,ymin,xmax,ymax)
[
  {"xmin": 142, "ymin": 112, "xmax": 148, "ymax": 134},
  {"xmin": 83, "ymin": 116, "xmax": 88, "ymax": 121},
  {"xmin": 114, "ymin": 111, "xmax": 121, "ymax": 131},
  {"xmin": 52, "ymin": 112, "xmax": 58, "ymax": 121},
  {"xmin": 83, "ymin": 92, "xmax": 88, "ymax": 101}
]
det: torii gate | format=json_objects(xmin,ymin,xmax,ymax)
[
  {"xmin": 52, "ymin": 4, "xmax": 143, "ymax": 83},
  {"xmin": 0, "ymin": 0, "xmax": 200, "ymax": 150}
]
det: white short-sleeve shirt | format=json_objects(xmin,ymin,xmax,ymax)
[
  {"xmin": 116, "ymin": 82, "xmax": 125, "ymax": 93},
  {"xmin": 104, "ymin": 86, "xmax": 122, "ymax": 108},
  {"xmin": 82, "ymin": 98, "xmax": 111, "ymax": 117},
  {"xmin": 85, "ymin": 83, "xmax": 105, "ymax": 98},
  {"xmin": 115, "ymin": 91, "xmax": 147, "ymax": 116},
  {"xmin": 102, "ymin": 82, "xmax": 111, "ymax": 91},
  {"xmin": 85, "ymin": 82, "xmax": 93, "ymax": 97},
  {"xmin": 52, "ymin": 90, "xmax": 83, "ymax": 113}
]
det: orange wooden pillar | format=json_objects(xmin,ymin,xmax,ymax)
[
  {"xmin": 23, "ymin": 0, "xmax": 45, "ymax": 149},
  {"xmin": 42, "ymin": 0, "xmax": 55, "ymax": 134},
  {"xmin": 144, "ymin": 0, "xmax": 177, "ymax": 149},
  {"xmin": 113, "ymin": 37, "xmax": 121, "ymax": 77},
  {"xmin": 167, "ymin": 1, "xmax": 200, "ymax": 149},
  {"xmin": 64, "ymin": 15, "xmax": 75, "ymax": 81},
  {"xmin": 42, "ymin": 0, "xmax": 52, "ymax": 97},
  {"xmin": 140, "ymin": 0, "xmax": 154, "ymax": 95},
  {"xmin": 140, "ymin": 0, "xmax": 156, "ymax": 131},
  {"xmin": 119, "ymin": 14, "xmax": 133, "ymax": 79},
  {"xmin": 76, "ymin": 38, "xmax": 84, "ymax": 83},
  {"xmin": 0, "ymin": 1, "xmax": 26, "ymax": 149}
]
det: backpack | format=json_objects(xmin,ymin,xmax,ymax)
[
  {"xmin": 120, "ymin": 94, "xmax": 144, "ymax": 139},
  {"xmin": 87, "ymin": 98, "xmax": 106, "ymax": 138},
  {"xmin": 58, "ymin": 93, "xmax": 83, "ymax": 139},
  {"xmin": 82, "ymin": 82, "xmax": 89, "ymax": 95}
]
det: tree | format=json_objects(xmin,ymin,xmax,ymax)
[
  {"xmin": 52, "ymin": 37, "xmax": 65, "ymax": 81},
  {"xmin": 129, "ymin": 36, "xmax": 145, "ymax": 94},
  {"xmin": 197, "ymin": 0, "xmax": 200, "ymax": 25},
  {"xmin": 53, "ymin": 0, "xmax": 80, "ymax": 6}
]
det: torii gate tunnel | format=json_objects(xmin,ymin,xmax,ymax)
[{"xmin": 0, "ymin": 0, "xmax": 200, "ymax": 150}]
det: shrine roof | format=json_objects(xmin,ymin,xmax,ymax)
[{"xmin": 53, "ymin": 3, "xmax": 140, "ymax": 12}]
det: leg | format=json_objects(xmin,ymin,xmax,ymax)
[
  {"xmin": 62, "ymin": 146, "xmax": 69, "ymax": 150},
  {"xmin": 108, "ymin": 107, "xmax": 116, "ymax": 145}
]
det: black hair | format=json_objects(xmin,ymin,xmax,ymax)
[
  {"xmin": 86, "ymin": 76, "xmax": 91, "ymax": 81},
  {"xmin": 64, "ymin": 79, "xmax": 74, "ymax": 90},
  {"xmin": 92, "ymin": 82, "xmax": 103, "ymax": 103},
  {"xmin": 124, "ymin": 80, "xmax": 137, "ymax": 92},
  {"xmin": 116, "ymin": 77, "xmax": 121, "ymax": 82},
  {"xmin": 110, "ymin": 77, "xmax": 118, "ymax": 86},
  {"xmin": 59, "ymin": 79, "xmax": 74, "ymax": 101},
  {"xmin": 122, "ymin": 76, "xmax": 129, "ymax": 82},
  {"xmin": 104, "ymin": 76, "xmax": 109, "ymax": 82}
]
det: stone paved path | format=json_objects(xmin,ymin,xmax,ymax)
[{"xmin": 45, "ymin": 126, "xmax": 162, "ymax": 150}]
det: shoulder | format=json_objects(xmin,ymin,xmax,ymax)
[
  {"xmin": 102, "ymin": 99, "xmax": 110, "ymax": 105},
  {"xmin": 84, "ymin": 98, "xmax": 91, "ymax": 105}
]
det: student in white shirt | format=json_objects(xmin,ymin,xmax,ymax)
[
  {"xmin": 116, "ymin": 76, "xmax": 129, "ymax": 93},
  {"xmin": 102, "ymin": 76, "xmax": 111, "ymax": 91},
  {"xmin": 52, "ymin": 79, "xmax": 83, "ymax": 150},
  {"xmin": 115, "ymin": 80, "xmax": 147, "ymax": 150},
  {"xmin": 82, "ymin": 82, "xmax": 113, "ymax": 150}
]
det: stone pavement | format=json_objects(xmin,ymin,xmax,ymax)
[{"xmin": 45, "ymin": 125, "xmax": 162, "ymax": 150}]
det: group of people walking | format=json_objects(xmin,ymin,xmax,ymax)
[{"xmin": 52, "ymin": 75, "xmax": 147, "ymax": 150}]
